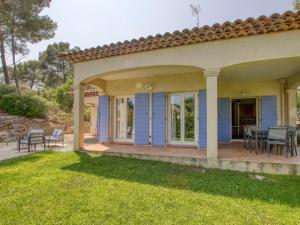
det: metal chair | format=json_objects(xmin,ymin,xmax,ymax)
[
  {"xmin": 18, "ymin": 129, "xmax": 46, "ymax": 152},
  {"xmin": 28, "ymin": 132, "xmax": 46, "ymax": 151},
  {"xmin": 287, "ymin": 126, "xmax": 297, "ymax": 156},
  {"xmin": 265, "ymin": 127, "xmax": 289, "ymax": 157},
  {"xmin": 46, "ymin": 129, "xmax": 64, "ymax": 147},
  {"xmin": 243, "ymin": 126, "xmax": 255, "ymax": 150}
]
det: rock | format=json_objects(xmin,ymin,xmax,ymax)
[
  {"xmin": 191, "ymin": 167, "xmax": 206, "ymax": 174},
  {"xmin": 249, "ymin": 174, "xmax": 266, "ymax": 181}
]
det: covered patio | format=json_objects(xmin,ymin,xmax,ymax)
[{"xmin": 62, "ymin": 11, "xmax": 300, "ymax": 175}]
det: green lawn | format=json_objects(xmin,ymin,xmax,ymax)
[{"xmin": 0, "ymin": 151, "xmax": 300, "ymax": 225}]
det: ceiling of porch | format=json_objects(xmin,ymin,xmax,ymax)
[
  {"xmin": 98, "ymin": 65, "xmax": 201, "ymax": 81},
  {"xmin": 221, "ymin": 57, "xmax": 300, "ymax": 81}
]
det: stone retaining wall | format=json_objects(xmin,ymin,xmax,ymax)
[{"xmin": 0, "ymin": 114, "xmax": 66, "ymax": 142}]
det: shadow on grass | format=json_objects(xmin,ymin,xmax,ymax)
[
  {"xmin": 62, "ymin": 152, "xmax": 300, "ymax": 207},
  {"xmin": 0, "ymin": 151, "xmax": 55, "ymax": 167}
]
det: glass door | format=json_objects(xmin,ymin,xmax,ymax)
[
  {"xmin": 169, "ymin": 93, "xmax": 197, "ymax": 145},
  {"xmin": 115, "ymin": 96, "xmax": 135, "ymax": 142}
]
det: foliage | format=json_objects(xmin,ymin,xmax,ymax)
[
  {"xmin": 0, "ymin": 93, "xmax": 47, "ymax": 118},
  {"xmin": 294, "ymin": 0, "xmax": 300, "ymax": 10},
  {"xmin": 39, "ymin": 42, "xmax": 79, "ymax": 87},
  {"xmin": 84, "ymin": 106, "xmax": 91, "ymax": 121},
  {"xmin": 49, "ymin": 79, "xmax": 73, "ymax": 113},
  {"xmin": 16, "ymin": 60, "xmax": 42, "ymax": 89},
  {"xmin": 0, "ymin": 84, "xmax": 17, "ymax": 96},
  {"xmin": 172, "ymin": 96, "xmax": 195, "ymax": 141},
  {"xmin": 0, "ymin": 0, "xmax": 57, "ymax": 88},
  {"xmin": 0, "ymin": 152, "xmax": 300, "ymax": 224}
]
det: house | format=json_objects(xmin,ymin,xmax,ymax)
[{"xmin": 62, "ymin": 11, "xmax": 300, "ymax": 173}]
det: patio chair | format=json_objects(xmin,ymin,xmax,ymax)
[
  {"xmin": 29, "ymin": 132, "xmax": 46, "ymax": 151},
  {"xmin": 287, "ymin": 126, "xmax": 297, "ymax": 156},
  {"xmin": 243, "ymin": 126, "xmax": 255, "ymax": 150},
  {"xmin": 46, "ymin": 129, "xmax": 64, "ymax": 147},
  {"xmin": 265, "ymin": 127, "xmax": 289, "ymax": 157},
  {"xmin": 18, "ymin": 129, "xmax": 46, "ymax": 152}
]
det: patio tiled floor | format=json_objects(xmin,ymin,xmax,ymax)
[
  {"xmin": 2, "ymin": 135, "xmax": 299, "ymax": 165},
  {"xmin": 84, "ymin": 141, "xmax": 300, "ymax": 165}
]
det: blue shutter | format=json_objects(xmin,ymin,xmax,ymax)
[
  {"xmin": 198, "ymin": 90, "xmax": 207, "ymax": 148},
  {"xmin": 218, "ymin": 98, "xmax": 231, "ymax": 143},
  {"xmin": 97, "ymin": 106, "xmax": 99, "ymax": 138},
  {"xmin": 261, "ymin": 96, "xmax": 277, "ymax": 129},
  {"xmin": 98, "ymin": 96, "xmax": 110, "ymax": 143},
  {"xmin": 135, "ymin": 93, "xmax": 149, "ymax": 145},
  {"xmin": 152, "ymin": 92, "xmax": 166, "ymax": 145}
]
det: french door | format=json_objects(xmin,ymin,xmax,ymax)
[
  {"xmin": 114, "ymin": 96, "xmax": 135, "ymax": 142},
  {"xmin": 168, "ymin": 93, "xmax": 197, "ymax": 145}
]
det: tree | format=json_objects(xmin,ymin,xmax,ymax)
[
  {"xmin": 39, "ymin": 42, "xmax": 79, "ymax": 88},
  {"xmin": 0, "ymin": 0, "xmax": 57, "ymax": 91},
  {"xmin": 294, "ymin": 0, "xmax": 300, "ymax": 10},
  {"xmin": 16, "ymin": 60, "xmax": 41, "ymax": 89},
  {"xmin": 0, "ymin": 1, "xmax": 10, "ymax": 85}
]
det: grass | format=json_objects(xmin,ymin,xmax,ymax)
[{"xmin": 0, "ymin": 151, "xmax": 300, "ymax": 225}]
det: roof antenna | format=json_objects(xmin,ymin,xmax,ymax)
[
  {"xmin": 190, "ymin": 4, "xmax": 201, "ymax": 27},
  {"xmin": 294, "ymin": 0, "xmax": 300, "ymax": 10}
]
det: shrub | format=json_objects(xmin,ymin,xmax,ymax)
[
  {"xmin": 0, "ymin": 84, "xmax": 17, "ymax": 100},
  {"xmin": 0, "ymin": 94, "xmax": 48, "ymax": 118}
]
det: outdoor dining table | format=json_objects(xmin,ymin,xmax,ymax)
[
  {"xmin": 250, "ymin": 127, "xmax": 297, "ymax": 156},
  {"xmin": 250, "ymin": 127, "xmax": 268, "ymax": 154}
]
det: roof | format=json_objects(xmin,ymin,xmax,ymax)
[{"xmin": 61, "ymin": 10, "xmax": 300, "ymax": 64}]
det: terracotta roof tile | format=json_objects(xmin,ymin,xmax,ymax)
[{"xmin": 61, "ymin": 11, "xmax": 300, "ymax": 64}]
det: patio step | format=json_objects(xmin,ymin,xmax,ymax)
[{"xmin": 98, "ymin": 150, "xmax": 300, "ymax": 176}]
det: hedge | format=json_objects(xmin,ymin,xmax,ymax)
[{"xmin": 0, "ymin": 94, "xmax": 48, "ymax": 118}]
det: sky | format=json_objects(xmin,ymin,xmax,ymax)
[{"xmin": 25, "ymin": 0, "xmax": 295, "ymax": 61}]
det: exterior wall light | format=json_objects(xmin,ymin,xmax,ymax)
[
  {"xmin": 144, "ymin": 84, "xmax": 153, "ymax": 91},
  {"xmin": 241, "ymin": 89, "xmax": 249, "ymax": 96}
]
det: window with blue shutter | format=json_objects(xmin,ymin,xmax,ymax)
[
  {"xmin": 218, "ymin": 97, "xmax": 231, "ymax": 143},
  {"xmin": 198, "ymin": 90, "xmax": 207, "ymax": 148},
  {"xmin": 135, "ymin": 93, "xmax": 149, "ymax": 145},
  {"xmin": 98, "ymin": 96, "xmax": 110, "ymax": 143},
  {"xmin": 261, "ymin": 96, "xmax": 277, "ymax": 129},
  {"xmin": 152, "ymin": 92, "xmax": 166, "ymax": 145}
]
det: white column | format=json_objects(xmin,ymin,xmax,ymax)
[
  {"xmin": 204, "ymin": 68, "xmax": 220, "ymax": 161},
  {"xmin": 279, "ymin": 79, "xmax": 287, "ymax": 125},
  {"xmin": 73, "ymin": 84, "xmax": 85, "ymax": 150},
  {"xmin": 287, "ymin": 89, "xmax": 297, "ymax": 127}
]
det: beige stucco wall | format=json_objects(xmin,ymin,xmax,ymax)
[
  {"xmin": 218, "ymin": 78, "xmax": 281, "ymax": 97},
  {"xmin": 105, "ymin": 72, "xmax": 205, "ymax": 96},
  {"xmin": 74, "ymin": 30, "xmax": 300, "ymax": 85},
  {"xmin": 102, "ymin": 73, "xmax": 280, "ymax": 98},
  {"xmin": 96, "ymin": 74, "xmax": 281, "ymax": 125},
  {"xmin": 287, "ymin": 72, "xmax": 300, "ymax": 89}
]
